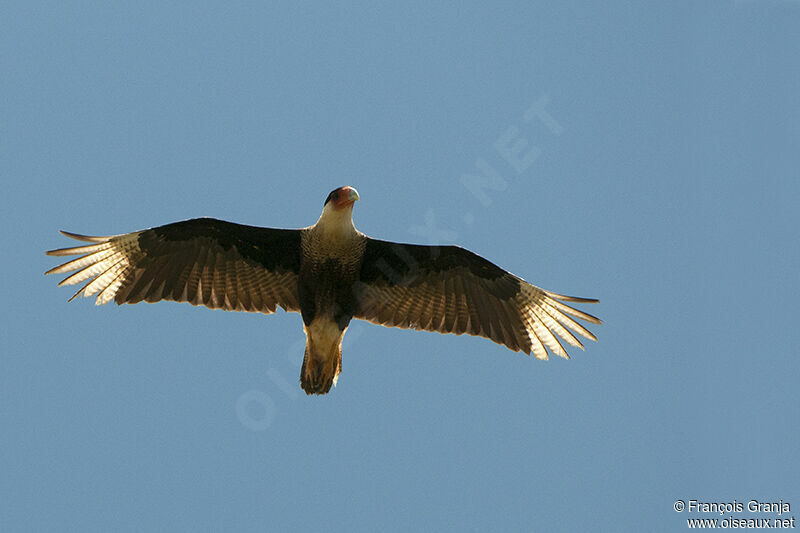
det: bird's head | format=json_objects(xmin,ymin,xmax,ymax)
[
  {"xmin": 315, "ymin": 186, "xmax": 360, "ymax": 236},
  {"xmin": 324, "ymin": 186, "xmax": 360, "ymax": 211}
]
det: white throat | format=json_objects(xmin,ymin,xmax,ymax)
[{"xmin": 311, "ymin": 203, "xmax": 358, "ymax": 243}]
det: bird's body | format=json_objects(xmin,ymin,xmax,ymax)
[
  {"xmin": 46, "ymin": 186, "xmax": 601, "ymax": 394},
  {"xmin": 297, "ymin": 194, "xmax": 366, "ymax": 392}
]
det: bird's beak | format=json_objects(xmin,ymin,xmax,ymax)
[{"xmin": 335, "ymin": 186, "xmax": 359, "ymax": 209}]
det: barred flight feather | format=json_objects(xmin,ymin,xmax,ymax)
[
  {"xmin": 354, "ymin": 239, "xmax": 601, "ymax": 361},
  {"xmin": 46, "ymin": 221, "xmax": 301, "ymax": 314}
]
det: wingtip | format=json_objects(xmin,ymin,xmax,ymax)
[
  {"xmin": 561, "ymin": 295, "xmax": 599, "ymax": 304},
  {"xmin": 584, "ymin": 313, "xmax": 602, "ymax": 326},
  {"xmin": 58, "ymin": 230, "xmax": 110, "ymax": 243}
]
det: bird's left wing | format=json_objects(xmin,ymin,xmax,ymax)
[
  {"xmin": 354, "ymin": 238, "xmax": 600, "ymax": 360},
  {"xmin": 46, "ymin": 217, "xmax": 302, "ymax": 313}
]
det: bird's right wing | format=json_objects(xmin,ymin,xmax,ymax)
[
  {"xmin": 354, "ymin": 238, "xmax": 600, "ymax": 359},
  {"xmin": 46, "ymin": 217, "xmax": 302, "ymax": 313}
]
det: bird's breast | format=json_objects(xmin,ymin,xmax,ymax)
[
  {"xmin": 298, "ymin": 232, "xmax": 365, "ymax": 327},
  {"xmin": 301, "ymin": 229, "xmax": 365, "ymax": 263}
]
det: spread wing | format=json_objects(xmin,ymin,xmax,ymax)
[
  {"xmin": 354, "ymin": 239, "xmax": 600, "ymax": 359},
  {"xmin": 46, "ymin": 217, "xmax": 301, "ymax": 313}
]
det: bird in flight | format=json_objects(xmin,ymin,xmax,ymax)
[{"xmin": 46, "ymin": 186, "xmax": 600, "ymax": 395}]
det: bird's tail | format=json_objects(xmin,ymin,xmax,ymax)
[{"xmin": 300, "ymin": 340, "xmax": 342, "ymax": 395}]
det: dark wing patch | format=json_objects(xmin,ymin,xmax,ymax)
[
  {"xmin": 355, "ymin": 239, "xmax": 600, "ymax": 359},
  {"xmin": 46, "ymin": 218, "xmax": 301, "ymax": 313}
]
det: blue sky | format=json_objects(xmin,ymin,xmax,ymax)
[{"xmin": 2, "ymin": 2, "xmax": 799, "ymax": 531}]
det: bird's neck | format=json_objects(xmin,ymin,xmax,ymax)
[{"xmin": 311, "ymin": 204, "xmax": 358, "ymax": 244}]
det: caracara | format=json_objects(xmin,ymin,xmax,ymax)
[{"xmin": 46, "ymin": 186, "xmax": 601, "ymax": 394}]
